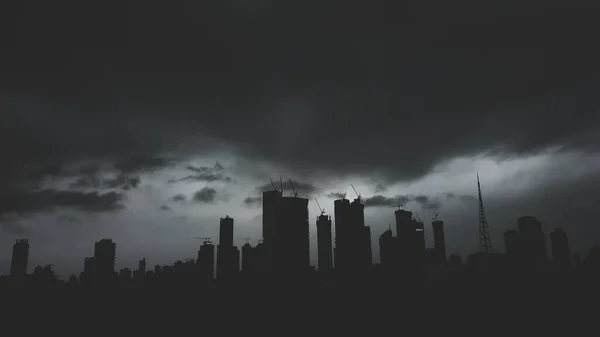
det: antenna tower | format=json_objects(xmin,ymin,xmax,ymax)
[{"xmin": 477, "ymin": 174, "xmax": 492, "ymax": 254}]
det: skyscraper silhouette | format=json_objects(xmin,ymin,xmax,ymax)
[
  {"xmin": 379, "ymin": 227, "xmax": 398, "ymax": 275},
  {"xmin": 432, "ymin": 219, "xmax": 447, "ymax": 261},
  {"xmin": 395, "ymin": 209, "xmax": 425, "ymax": 279},
  {"xmin": 334, "ymin": 197, "xmax": 372, "ymax": 277},
  {"xmin": 241, "ymin": 242, "xmax": 253, "ymax": 274},
  {"xmin": 10, "ymin": 239, "xmax": 29, "ymax": 278},
  {"xmin": 217, "ymin": 215, "xmax": 240, "ymax": 281},
  {"xmin": 277, "ymin": 195, "xmax": 310, "ymax": 278},
  {"xmin": 197, "ymin": 240, "xmax": 215, "ymax": 281},
  {"xmin": 550, "ymin": 228, "xmax": 572, "ymax": 271},
  {"xmin": 316, "ymin": 213, "xmax": 333, "ymax": 273},
  {"xmin": 94, "ymin": 239, "xmax": 116, "ymax": 286},
  {"xmin": 517, "ymin": 216, "xmax": 547, "ymax": 270}
]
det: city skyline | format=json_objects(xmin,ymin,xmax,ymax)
[
  {"xmin": 3, "ymin": 2, "xmax": 600, "ymax": 278},
  {"xmin": 2, "ymin": 173, "xmax": 596, "ymax": 280}
]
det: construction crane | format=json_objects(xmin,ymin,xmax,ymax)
[
  {"xmin": 269, "ymin": 177, "xmax": 277, "ymax": 191},
  {"xmin": 289, "ymin": 178, "xmax": 298, "ymax": 197},
  {"xmin": 351, "ymin": 184, "xmax": 361, "ymax": 200},
  {"xmin": 194, "ymin": 237, "xmax": 212, "ymax": 244},
  {"xmin": 314, "ymin": 198, "xmax": 325, "ymax": 215},
  {"xmin": 388, "ymin": 204, "xmax": 403, "ymax": 210},
  {"xmin": 433, "ymin": 212, "xmax": 440, "ymax": 222},
  {"xmin": 279, "ymin": 176, "xmax": 283, "ymax": 193}
]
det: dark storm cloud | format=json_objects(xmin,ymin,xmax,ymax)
[
  {"xmin": 363, "ymin": 194, "xmax": 441, "ymax": 210},
  {"xmin": 2, "ymin": 0, "xmax": 600, "ymax": 188},
  {"xmin": 168, "ymin": 161, "xmax": 232, "ymax": 184},
  {"xmin": 172, "ymin": 194, "xmax": 187, "ymax": 202},
  {"xmin": 68, "ymin": 173, "xmax": 140, "ymax": 190},
  {"xmin": 1, "ymin": 221, "xmax": 31, "ymax": 236},
  {"xmin": 0, "ymin": 189, "xmax": 125, "ymax": 215},
  {"xmin": 193, "ymin": 187, "xmax": 218, "ymax": 203},
  {"xmin": 363, "ymin": 195, "xmax": 412, "ymax": 208},
  {"xmin": 444, "ymin": 192, "xmax": 478, "ymax": 203},
  {"xmin": 256, "ymin": 180, "xmax": 317, "ymax": 196},
  {"xmin": 327, "ymin": 192, "xmax": 346, "ymax": 199},
  {"xmin": 114, "ymin": 156, "xmax": 174, "ymax": 174},
  {"xmin": 244, "ymin": 196, "xmax": 262, "ymax": 207}
]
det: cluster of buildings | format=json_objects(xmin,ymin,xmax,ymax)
[{"xmin": 2, "ymin": 180, "xmax": 600, "ymax": 288}]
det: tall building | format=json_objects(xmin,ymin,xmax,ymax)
[
  {"xmin": 262, "ymin": 189, "xmax": 282, "ymax": 271},
  {"xmin": 316, "ymin": 213, "xmax": 333, "ymax": 272},
  {"xmin": 217, "ymin": 215, "xmax": 240, "ymax": 281},
  {"xmin": 432, "ymin": 220, "xmax": 447, "ymax": 261},
  {"xmin": 10, "ymin": 239, "xmax": 29, "ymax": 277},
  {"xmin": 197, "ymin": 241, "xmax": 215, "ymax": 280},
  {"xmin": 138, "ymin": 258, "xmax": 146, "ymax": 274},
  {"xmin": 362, "ymin": 225, "xmax": 372, "ymax": 269},
  {"xmin": 517, "ymin": 216, "xmax": 547, "ymax": 269},
  {"xmin": 379, "ymin": 228, "xmax": 398, "ymax": 274},
  {"xmin": 334, "ymin": 197, "xmax": 372, "ymax": 275},
  {"xmin": 82, "ymin": 257, "xmax": 95, "ymax": 286},
  {"xmin": 550, "ymin": 228, "xmax": 572, "ymax": 270},
  {"xmin": 241, "ymin": 242, "xmax": 253, "ymax": 274},
  {"xmin": 219, "ymin": 215, "xmax": 234, "ymax": 247},
  {"xmin": 504, "ymin": 230, "xmax": 520, "ymax": 257},
  {"xmin": 94, "ymin": 239, "xmax": 116, "ymax": 285},
  {"xmin": 334, "ymin": 198, "xmax": 352, "ymax": 273},
  {"xmin": 395, "ymin": 209, "xmax": 425, "ymax": 272},
  {"xmin": 277, "ymin": 196, "xmax": 310, "ymax": 277}
]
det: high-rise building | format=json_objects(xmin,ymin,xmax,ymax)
[
  {"xmin": 550, "ymin": 228, "xmax": 572, "ymax": 270},
  {"xmin": 277, "ymin": 196, "xmax": 310, "ymax": 277},
  {"xmin": 197, "ymin": 241, "xmax": 215, "ymax": 280},
  {"xmin": 395, "ymin": 209, "xmax": 425, "ymax": 272},
  {"xmin": 10, "ymin": 239, "xmax": 29, "ymax": 277},
  {"xmin": 432, "ymin": 220, "xmax": 447, "ymax": 261},
  {"xmin": 217, "ymin": 215, "xmax": 239, "ymax": 281},
  {"xmin": 316, "ymin": 213, "xmax": 333, "ymax": 272},
  {"xmin": 82, "ymin": 257, "xmax": 95, "ymax": 286},
  {"xmin": 138, "ymin": 258, "xmax": 146, "ymax": 274},
  {"xmin": 517, "ymin": 216, "xmax": 547, "ymax": 269},
  {"xmin": 241, "ymin": 242, "xmax": 253, "ymax": 274},
  {"xmin": 219, "ymin": 215, "xmax": 234, "ymax": 247},
  {"xmin": 362, "ymin": 225, "xmax": 372, "ymax": 269},
  {"xmin": 334, "ymin": 198, "xmax": 352, "ymax": 272},
  {"xmin": 504, "ymin": 230, "xmax": 520, "ymax": 257},
  {"xmin": 334, "ymin": 197, "xmax": 372, "ymax": 275},
  {"xmin": 262, "ymin": 190, "xmax": 282, "ymax": 246},
  {"xmin": 379, "ymin": 228, "xmax": 398, "ymax": 274},
  {"xmin": 94, "ymin": 239, "xmax": 116, "ymax": 285}
]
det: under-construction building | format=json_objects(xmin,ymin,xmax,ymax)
[
  {"xmin": 432, "ymin": 219, "xmax": 447, "ymax": 262},
  {"xmin": 333, "ymin": 197, "xmax": 372, "ymax": 276},
  {"xmin": 316, "ymin": 213, "xmax": 333, "ymax": 273},
  {"xmin": 395, "ymin": 209, "xmax": 426, "ymax": 273},
  {"xmin": 261, "ymin": 183, "xmax": 310, "ymax": 279}
]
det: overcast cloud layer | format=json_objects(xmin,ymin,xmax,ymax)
[{"xmin": 2, "ymin": 1, "xmax": 600, "ymax": 276}]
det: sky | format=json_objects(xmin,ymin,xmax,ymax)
[{"xmin": 2, "ymin": 1, "xmax": 600, "ymax": 277}]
